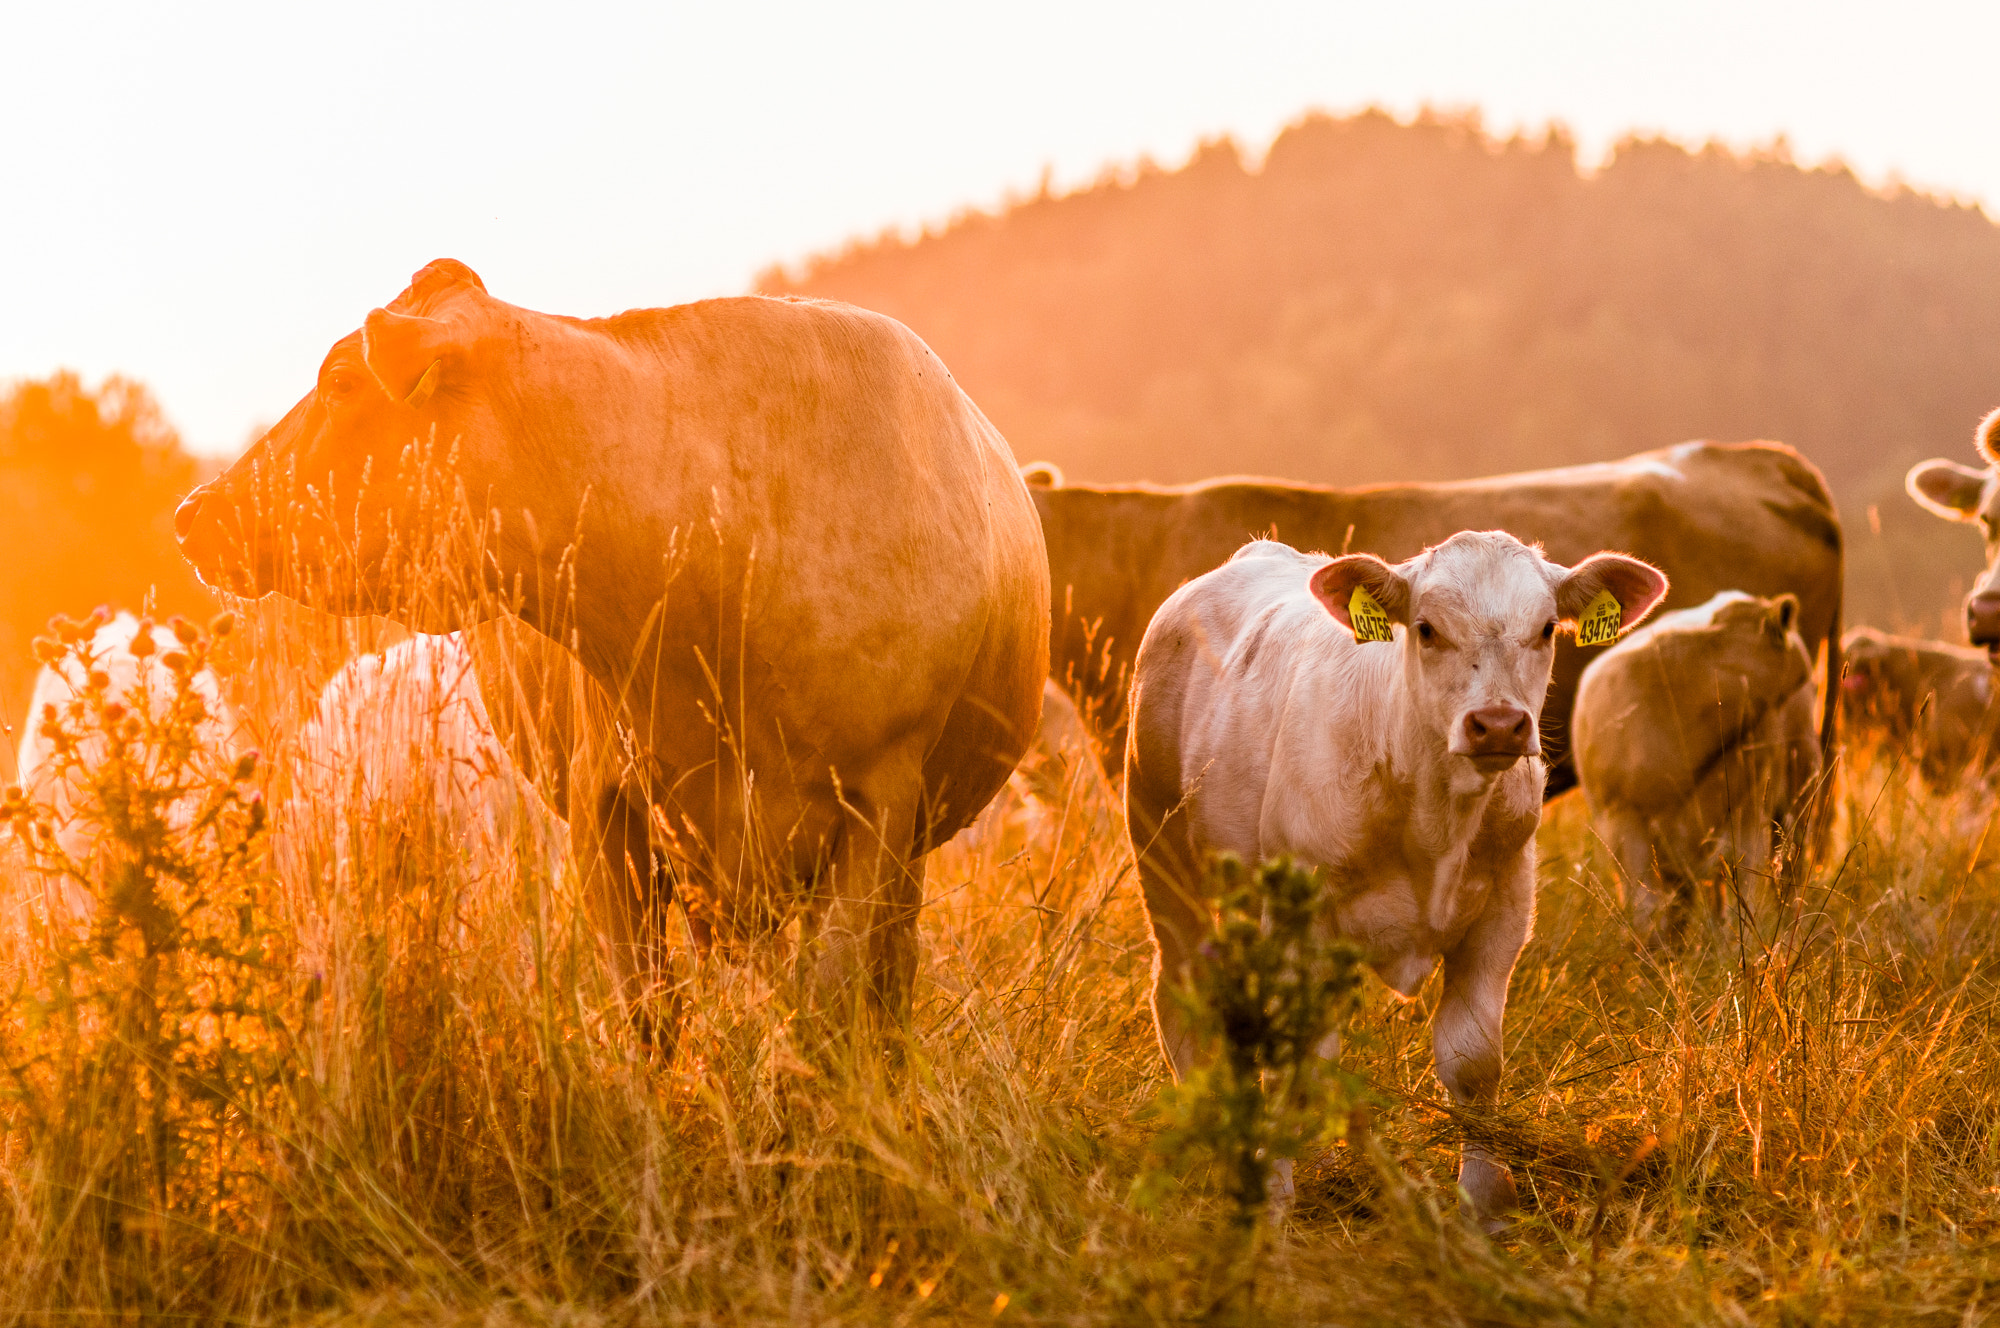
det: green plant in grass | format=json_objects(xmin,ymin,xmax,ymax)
[
  {"xmin": 1132, "ymin": 854, "xmax": 1366, "ymax": 1310},
  {"xmin": 0, "ymin": 608, "xmax": 288, "ymax": 1308}
]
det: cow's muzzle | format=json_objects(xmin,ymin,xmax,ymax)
[
  {"xmin": 173, "ymin": 488, "xmax": 262, "ymax": 596},
  {"xmin": 1968, "ymin": 592, "xmax": 2000, "ymax": 656},
  {"xmin": 1459, "ymin": 705, "xmax": 1537, "ymax": 766},
  {"xmin": 172, "ymin": 490, "xmax": 204, "ymax": 543}
]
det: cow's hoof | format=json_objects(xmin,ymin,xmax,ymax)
[{"xmin": 1457, "ymin": 1157, "xmax": 1518, "ymax": 1234}]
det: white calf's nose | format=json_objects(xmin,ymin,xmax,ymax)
[{"xmin": 1462, "ymin": 705, "xmax": 1535, "ymax": 758}]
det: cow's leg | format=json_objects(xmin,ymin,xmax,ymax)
[
  {"xmin": 1435, "ymin": 862, "xmax": 1533, "ymax": 1230},
  {"xmin": 579, "ymin": 776, "xmax": 696, "ymax": 1042},
  {"xmin": 1127, "ymin": 782, "xmax": 1207, "ymax": 1079},
  {"xmin": 804, "ymin": 776, "xmax": 925, "ymax": 1030},
  {"xmin": 1600, "ymin": 810, "xmax": 1673, "ymax": 942}
]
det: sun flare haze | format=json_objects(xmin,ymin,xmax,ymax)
[
  {"xmin": 3, "ymin": 0, "xmax": 1997, "ymax": 454},
  {"xmin": 7, "ymin": 3, "xmax": 2000, "ymax": 1323}
]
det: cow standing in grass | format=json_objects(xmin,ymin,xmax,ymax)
[
  {"xmin": 1126, "ymin": 533, "xmax": 1667, "ymax": 1223},
  {"xmin": 174, "ymin": 259, "xmax": 1051, "ymax": 1031}
]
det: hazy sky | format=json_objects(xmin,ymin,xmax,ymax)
[{"xmin": 4, "ymin": 0, "xmax": 1996, "ymax": 456}]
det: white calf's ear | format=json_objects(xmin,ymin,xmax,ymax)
[
  {"xmin": 1556, "ymin": 554, "xmax": 1669, "ymax": 640},
  {"xmin": 1906, "ymin": 458, "xmax": 1989, "ymax": 521},
  {"xmin": 1310, "ymin": 554, "xmax": 1411, "ymax": 640}
]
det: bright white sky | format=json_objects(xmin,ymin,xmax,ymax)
[{"xmin": 3, "ymin": 0, "xmax": 1996, "ymax": 456}]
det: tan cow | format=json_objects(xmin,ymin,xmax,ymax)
[
  {"xmin": 1573, "ymin": 592, "xmax": 1821, "ymax": 939},
  {"xmin": 174, "ymin": 259, "xmax": 1051, "ymax": 1028},
  {"xmin": 1840, "ymin": 627, "xmax": 2000, "ymax": 791},
  {"xmin": 1128, "ymin": 533, "xmax": 1668, "ymax": 1224},
  {"xmin": 1029, "ymin": 441, "xmax": 1843, "ymax": 796},
  {"xmin": 1905, "ymin": 409, "xmax": 2000, "ymax": 651}
]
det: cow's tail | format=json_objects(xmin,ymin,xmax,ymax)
[{"xmin": 1820, "ymin": 580, "xmax": 1842, "ymax": 772}]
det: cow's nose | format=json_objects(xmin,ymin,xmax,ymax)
[
  {"xmin": 1967, "ymin": 592, "xmax": 2000, "ymax": 651},
  {"xmin": 173, "ymin": 491, "xmax": 203, "ymax": 543},
  {"xmin": 1463, "ymin": 705, "xmax": 1535, "ymax": 758}
]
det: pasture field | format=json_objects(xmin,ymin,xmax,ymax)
[{"xmin": 0, "ymin": 609, "xmax": 1996, "ymax": 1326}]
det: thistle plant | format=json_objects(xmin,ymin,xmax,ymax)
[
  {"xmin": 0, "ymin": 608, "xmax": 289, "ymax": 1307},
  {"xmin": 1133, "ymin": 855, "xmax": 1366, "ymax": 1308}
]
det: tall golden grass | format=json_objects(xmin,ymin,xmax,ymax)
[{"xmin": 1, "ymin": 560, "xmax": 1997, "ymax": 1322}]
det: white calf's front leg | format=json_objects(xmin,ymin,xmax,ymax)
[{"xmin": 1434, "ymin": 860, "xmax": 1534, "ymax": 1229}]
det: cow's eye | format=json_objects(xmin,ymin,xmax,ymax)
[
  {"xmin": 1542, "ymin": 620, "xmax": 1557, "ymax": 641},
  {"xmin": 325, "ymin": 374, "xmax": 357, "ymax": 399},
  {"xmin": 1415, "ymin": 621, "xmax": 1434, "ymax": 644}
]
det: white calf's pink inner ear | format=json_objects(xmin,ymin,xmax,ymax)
[
  {"xmin": 1310, "ymin": 554, "xmax": 1410, "ymax": 637},
  {"xmin": 1557, "ymin": 554, "xmax": 1669, "ymax": 637}
]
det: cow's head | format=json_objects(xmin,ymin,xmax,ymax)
[
  {"xmin": 1311, "ymin": 531, "xmax": 1668, "ymax": 776},
  {"xmin": 175, "ymin": 259, "xmax": 531, "ymax": 628},
  {"xmin": 1837, "ymin": 626, "xmax": 1895, "ymax": 709},
  {"xmin": 1905, "ymin": 409, "xmax": 2000, "ymax": 654},
  {"xmin": 1698, "ymin": 590, "xmax": 1815, "ymax": 702}
]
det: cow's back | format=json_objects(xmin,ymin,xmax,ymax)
[{"xmin": 1037, "ymin": 441, "xmax": 1841, "ymax": 793}]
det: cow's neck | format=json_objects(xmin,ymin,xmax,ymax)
[
  {"xmin": 1378, "ymin": 667, "xmax": 1507, "ymax": 930},
  {"xmin": 463, "ymin": 362, "xmax": 682, "ymax": 708}
]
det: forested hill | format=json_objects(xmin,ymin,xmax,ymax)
[{"xmin": 764, "ymin": 110, "xmax": 2000, "ymax": 635}]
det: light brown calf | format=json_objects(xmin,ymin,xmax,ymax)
[
  {"xmin": 1840, "ymin": 627, "xmax": 2000, "ymax": 792},
  {"xmin": 1573, "ymin": 592, "xmax": 1820, "ymax": 939}
]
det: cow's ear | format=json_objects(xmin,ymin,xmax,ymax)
[
  {"xmin": 362, "ymin": 308, "xmax": 453, "ymax": 406},
  {"xmin": 1906, "ymin": 458, "xmax": 1988, "ymax": 521},
  {"xmin": 1310, "ymin": 554, "xmax": 1411, "ymax": 637},
  {"xmin": 1555, "ymin": 553, "xmax": 1668, "ymax": 637}
]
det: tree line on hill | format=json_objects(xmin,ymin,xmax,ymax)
[
  {"xmin": 765, "ymin": 108, "xmax": 2000, "ymax": 638},
  {"xmin": 7, "ymin": 109, "xmax": 1998, "ymax": 735}
]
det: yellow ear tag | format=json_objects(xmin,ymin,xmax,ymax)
[
  {"xmin": 1575, "ymin": 588, "xmax": 1624, "ymax": 647},
  {"xmin": 1348, "ymin": 585, "xmax": 1394, "ymax": 643}
]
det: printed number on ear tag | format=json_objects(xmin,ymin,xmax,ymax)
[
  {"xmin": 1349, "ymin": 586, "xmax": 1394, "ymax": 643},
  {"xmin": 1575, "ymin": 589, "xmax": 1624, "ymax": 647}
]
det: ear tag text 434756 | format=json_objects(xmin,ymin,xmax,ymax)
[
  {"xmin": 1575, "ymin": 589, "xmax": 1623, "ymax": 647},
  {"xmin": 1349, "ymin": 585, "xmax": 1394, "ymax": 643}
]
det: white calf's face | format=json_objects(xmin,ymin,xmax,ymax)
[{"xmin": 1313, "ymin": 531, "xmax": 1669, "ymax": 775}]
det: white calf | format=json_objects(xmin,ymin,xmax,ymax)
[
  {"xmin": 281, "ymin": 632, "xmax": 565, "ymax": 884},
  {"xmin": 1127, "ymin": 533, "xmax": 1667, "ymax": 1221}
]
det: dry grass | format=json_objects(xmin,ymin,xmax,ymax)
[{"xmin": 0, "ymin": 602, "xmax": 1997, "ymax": 1326}]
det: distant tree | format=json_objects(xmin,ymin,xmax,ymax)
[
  {"xmin": 768, "ymin": 108, "xmax": 2000, "ymax": 636},
  {"xmin": 0, "ymin": 373, "xmax": 213, "ymax": 752}
]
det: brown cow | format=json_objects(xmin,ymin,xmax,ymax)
[
  {"xmin": 1905, "ymin": 409, "xmax": 2000, "ymax": 651},
  {"xmin": 175, "ymin": 259, "xmax": 1051, "ymax": 1028},
  {"xmin": 1840, "ymin": 627, "xmax": 2000, "ymax": 791},
  {"xmin": 1028, "ymin": 441, "xmax": 1843, "ymax": 796}
]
